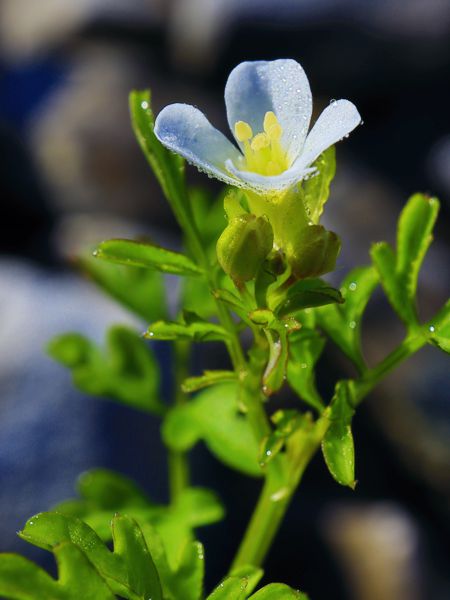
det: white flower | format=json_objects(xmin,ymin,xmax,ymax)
[{"xmin": 154, "ymin": 59, "xmax": 361, "ymax": 194}]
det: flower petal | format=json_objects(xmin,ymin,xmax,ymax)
[
  {"xmin": 154, "ymin": 103, "xmax": 243, "ymax": 186},
  {"xmin": 224, "ymin": 59, "xmax": 312, "ymax": 163},
  {"xmin": 295, "ymin": 99, "xmax": 361, "ymax": 171},
  {"xmin": 225, "ymin": 159, "xmax": 315, "ymax": 194}
]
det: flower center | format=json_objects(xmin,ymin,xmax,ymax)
[{"xmin": 234, "ymin": 111, "xmax": 289, "ymax": 176}]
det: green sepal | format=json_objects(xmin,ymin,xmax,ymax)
[
  {"xmin": 314, "ymin": 266, "xmax": 378, "ymax": 371},
  {"xmin": 182, "ymin": 370, "xmax": 237, "ymax": 393},
  {"xmin": 19, "ymin": 513, "xmax": 163, "ymax": 600},
  {"xmin": 371, "ymin": 193, "xmax": 439, "ymax": 328},
  {"xmin": 47, "ymin": 326, "xmax": 164, "ymax": 415},
  {"xmin": 274, "ymin": 278, "xmax": 343, "ymax": 316},
  {"xmin": 77, "ymin": 254, "xmax": 167, "ymax": 322},
  {"xmin": 162, "ymin": 383, "xmax": 262, "ymax": 477},
  {"xmin": 322, "ymin": 380, "xmax": 356, "ymax": 489},
  {"xmin": 286, "ymin": 328, "xmax": 326, "ymax": 412},
  {"xmin": 262, "ymin": 317, "xmax": 301, "ymax": 396},
  {"xmin": 94, "ymin": 238, "xmax": 203, "ymax": 276},
  {"xmin": 217, "ymin": 214, "xmax": 273, "ymax": 283},
  {"xmin": 145, "ymin": 311, "xmax": 230, "ymax": 342},
  {"xmin": 288, "ymin": 225, "xmax": 341, "ymax": 280},
  {"xmin": 0, "ymin": 543, "xmax": 116, "ymax": 600},
  {"xmin": 302, "ymin": 145, "xmax": 336, "ymax": 224}
]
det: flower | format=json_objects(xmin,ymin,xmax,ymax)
[{"xmin": 154, "ymin": 59, "xmax": 361, "ymax": 194}]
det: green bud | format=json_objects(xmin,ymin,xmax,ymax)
[
  {"xmin": 288, "ymin": 225, "xmax": 341, "ymax": 279},
  {"xmin": 217, "ymin": 214, "xmax": 273, "ymax": 283}
]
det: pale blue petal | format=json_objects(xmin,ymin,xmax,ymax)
[
  {"xmin": 154, "ymin": 103, "xmax": 243, "ymax": 186},
  {"xmin": 225, "ymin": 159, "xmax": 315, "ymax": 193},
  {"xmin": 224, "ymin": 59, "xmax": 312, "ymax": 163},
  {"xmin": 295, "ymin": 99, "xmax": 361, "ymax": 171}
]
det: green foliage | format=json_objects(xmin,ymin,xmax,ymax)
[
  {"xmin": 77, "ymin": 254, "xmax": 167, "ymax": 322},
  {"xmin": 371, "ymin": 193, "xmax": 439, "ymax": 328},
  {"xmin": 207, "ymin": 570, "xmax": 307, "ymax": 600},
  {"xmin": 0, "ymin": 544, "xmax": 116, "ymax": 600},
  {"xmin": 54, "ymin": 469, "xmax": 223, "ymax": 568},
  {"xmin": 315, "ymin": 266, "xmax": 378, "ymax": 371},
  {"xmin": 321, "ymin": 380, "xmax": 356, "ymax": 489},
  {"xmin": 182, "ymin": 370, "xmax": 237, "ymax": 393},
  {"xmin": 48, "ymin": 325, "xmax": 164, "ymax": 415},
  {"xmin": 19, "ymin": 513, "xmax": 162, "ymax": 600},
  {"xmin": 275, "ymin": 278, "xmax": 343, "ymax": 317},
  {"xmin": 162, "ymin": 383, "xmax": 262, "ymax": 477},
  {"xmin": 302, "ymin": 146, "xmax": 336, "ymax": 224},
  {"xmin": 287, "ymin": 328, "xmax": 326, "ymax": 412},
  {"xmin": 259, "ymin": 410, "xmax": 308, "ymax": 467},
  {"xmin": 145, "ymin": 311, "xmax": 230, "ymax": 342},
  {"xmin": 95, "ymin": 238, "xmax": 203, "ymax": 276}
]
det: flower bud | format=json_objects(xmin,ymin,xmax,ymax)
[
  {"xmin": 289, "ymin": 225, "xmax": 341, "ymax": 279},
  {"xmin": 217, "ymin": 214, "xmax": 273, "ymax": 283}
]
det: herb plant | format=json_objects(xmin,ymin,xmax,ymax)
[{"xmin": 0, "ymin": 59, "xmax": 448, "ymax": 600}]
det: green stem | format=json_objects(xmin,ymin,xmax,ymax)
[
  {"xmin": 168, "ymin": 341, "xmax": 191, "ymax": 501},
  {"xmin": 231, "ymin": 328, "xmax": 430, "ymax": 570}
]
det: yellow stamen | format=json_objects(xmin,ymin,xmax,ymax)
[
  {"xmin": 234, "ymin": 120, "xmax": 253, "ymax": 142},
  {"xmin": 251, "ymin": 133, "xmax": 270, "ymax": 152},
  {"xmin": 263, "ymin": 111, "xmax": 282, "ymax": 141}
]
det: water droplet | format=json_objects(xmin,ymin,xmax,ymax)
[
  {"xmin": 141, "ymin": 100, "xmax": 149, "ymax": 109},
  {"xmin": 349, "ymin": 320, "xmax": 356, "ymax": 329},
  {"xmin": 266, "ymin": 450, "xmax": 272, "ymax": 456},
  {"xmin": 349, "ymin": 282, "xmax": 357, "ymax": 291},
  {"xmin": 300, "ymin": 363, "xmax": 307, "ymax": 369},
  {"xmin": 429, "ymin": 325, "xmax": 435, "ymax": 332},
  {"xmin": 148, "ymin": 331, "xmax": 154, "ymax": 337}
]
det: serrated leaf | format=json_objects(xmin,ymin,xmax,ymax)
[
  {"xmin": 372, "ymin": 194, "xmax": 440, "ymax": 327},
  {"xmin": 287, "ymin": 329, "xmax": 326, "ymax": 411},
  {"xmin": 162, "ymin": 383, "xmax": 262, "ymax": 477},
  {"xmin": 303, "ymin": 146, "xmax": 336, "ymax": 224},
  {"xmin": 19, "ymin": 513, "xmax": 162, "ymax": 600},
  {"xmin": 315, "ymin": 266, "xmax": 378, "ymax": 370},
  {"xmin": 0, "ymin": 543, "xmax": 116, "ymax": 600},
  {"xmin": 48, "ymin": 326, "xmax": 164, "ymax": 415},
  {"xmin": 95, "ymin": 238, "xmax": 203, "ymax": 276},
  {"xmin": 322, "ymin": 381, "xmax": 356, "ymax": 489},
  {"xmin": 182, "ymin": 370, "xmax": 236, "ymax": 393},
  {"xmin": 77, "ymin": 254, "xmax": 167, "ymax": 322},
  {"xmin": 145, "ymin": 312, "xmax": 229, "ymax": 343},
  {"xmin": 250, "ymin": 583, "xmax": 308, "ymax": 599},
  {"xmin": 275, "ymin": 278, "xmax": 343, "ymax": 317}
]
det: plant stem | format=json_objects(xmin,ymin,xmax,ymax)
[{"xmin": 168, "ymin": 341, "xmax": 190, "ymax": 502}]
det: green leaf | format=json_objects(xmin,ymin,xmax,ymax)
[
  {"xmin": 287, "ymin": 328, "xmax": 326, "ymax": 412},
  {"xmin": 145, "ymin": 312, "xmax": 229, "ymax": 342},
  {"xmin": 315, "ymin": 266, "xmax": 379, "ymax": 370},
  {"xmin": 428, "ymin": 299, "xmax": 450, "ymax": 354},
  {"xmin": 129, "ymin": 90, "xmax": 186, "ymax": 210},
  {"xmin": 77, "ymin": 254, "xmax": 167, "ymax": 322},
  {"xmin": 48, "ymin": 326, "xmax": 164, "ymax": 415},
  {"xmin": 371, "ymin": 193, "xmax": 439, "ymax": 327},
  {"xmin": 322, "ymin": 381, "xmax": 356, "ymax": 489},
  {"xmin": 182, "ymin": 370, "xmax": 237, "ymax": 393},
  {"xmin": 162, "ymin": 383, "xmax": 262, "ymax": 477},
  {"xmin": 302, "ymin": 146, "xmax": 336, "ymax": 224},
  {"xmin": 19, "ymin": 513, "xmax": 162, "ymax": 600},
  {"xmin": 140, "ymin": 524, "xmax": 205, "ymax": 600},
  {"xmin": 260, "ymin": 410, "xmax": 307, "ymax": 467},
  {"xmin": 274, "ymin": 278, "xmax": 343, "ymax": 317},
  {"xmin": 95, "ymin": 238, "xmax": 203, "ymax": 276},
  {"xmin": 0, "ymin": 543, "xmax": 116, "ymax": 600},
  {"xmin": 250, "ymin": 583, "xmax": 308, "ymax": 599}
]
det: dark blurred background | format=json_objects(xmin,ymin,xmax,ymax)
[{"xmin": 1, "ymin": 1, "xmax": 449, "ymax": 599}]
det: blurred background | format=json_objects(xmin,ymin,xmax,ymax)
[{"xmin": 0, "ymin": 1, "xmax": 449, "ymax": 598}]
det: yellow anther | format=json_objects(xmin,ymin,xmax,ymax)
[
  {"xmin": 251, "ymin": 133, "xmax": 270, "ymax": 152},
  {"xmin": 234, "ymin": 120, "xmax": 253, "ymax": 142},
  {"xmin": 263, "ymin": 111, "xmax": 282, "ymax": 140}
]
